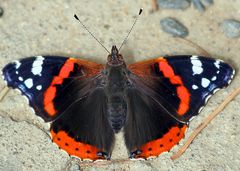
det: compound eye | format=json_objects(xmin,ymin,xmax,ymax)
[{"xmin": 118, "ymin": 55, "xmax": 124, "ymax": 61}]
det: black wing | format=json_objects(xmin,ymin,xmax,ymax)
[
  {"xmin": 2, "ymin": 56, "xmax": 114, "ymax": 160},
  {"xmin": 125, "ymin": 55, "xmax": 235, "ymax": 159},
  {"xmin": 50, "ymin": 80, "xmax": 114, "ymax": 160}
]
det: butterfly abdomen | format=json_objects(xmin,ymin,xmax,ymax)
[
  {"xmin": 105, "ymin": 64, "xmax": 129, "ymax": 133},
  {"xmin": 107, "ymin": 96, "xmax": 127, "ymax": 133}
]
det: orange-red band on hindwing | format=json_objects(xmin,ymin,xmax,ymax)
[
  {"xmin": 157, "ymin": 58, "xmax": 190, "ymax": 115},
  {"xmin": 136, "ymin": 125, "xmax": 187, "ymax": 158},
  {"xmin": 51, "ymin": 130, "xmax": 103, "ymax": 160},
  {"xmin": 43, "ymin": 58, "xmax": 76, "ymax": 116}
]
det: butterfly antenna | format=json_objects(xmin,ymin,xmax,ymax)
[
  {"xmin": 74, "ymin": 14, "xmax": 110, "ymax": 54},
  {"xmin": 119, "ymin": 8, "xmax": 143, "ymax": 51}
]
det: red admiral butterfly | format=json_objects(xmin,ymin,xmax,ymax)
[{"xmin": 1, "ymin": 9, "xmax": 235, "ymax": 161}]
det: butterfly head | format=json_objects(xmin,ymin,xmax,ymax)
[{"xmin": 107, "ymin": 45, "xmax": 124, "ymax": 66}]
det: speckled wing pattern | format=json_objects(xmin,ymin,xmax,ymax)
[
  {"xmin": 126, "ymin": 55, "xmax": 235, "ymax": 159},
  {"xmin": 2, "ymin": 56, "xmax": 115, "ymax": 160}
]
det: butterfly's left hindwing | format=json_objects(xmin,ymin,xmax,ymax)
[{"xmin": 126, "ymin": 55, "xmax": 235, "ymax": 159}]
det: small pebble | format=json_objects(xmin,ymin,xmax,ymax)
[
  {"xmin": 157, "ymin": 0, "xmax": 191, "ymax": 10},
  {"xmin": 0, "ymin": 7, "xmax": 4, "ymax": 17},
  {"xmin": 192, "ymin": 0, "xmax": 205, "ymax": 12},
  {"xmin": 201, "ymin": 0, "xmax": 214, "ymax": 7},
  {"xmin": 160, "ymin": 17, "xmax": 189, "ymax": 38},
  {"xmin": 68, "ymin": 163, "xmax": 81, "ymax": 171},
  {"xmin": 221, "ymin": 19, "xmax": 240, "ymax": 38},
  {"xmin": 191, "ymin": 0, "xmax": 214, "ymax": 12}
]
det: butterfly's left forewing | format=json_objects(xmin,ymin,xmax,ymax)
[
  {"xmin": 2, "ymin": 56, "xmax": 103, "ymax": 121},
  {"xmin": 126, "ymin": 55, "xmax": 235, "ymax": 159}
]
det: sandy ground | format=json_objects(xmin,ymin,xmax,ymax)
[{"xmin": 0, "ymin": 0, "xmax": 239, "ymax": 170}]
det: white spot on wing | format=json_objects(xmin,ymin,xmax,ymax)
[
  {"xmin": 31, "ymin": 56, "xmax": 44, "ymax": 76},
  {"xmin": 36, "ymin": 85, "xmax": 42, "ymax": 90},
  {"xmin": 83, "ymin": 159, "xmax": 93, "ymax": 162},
  {"xmin": 214, "ymin": 60, "xmax": 220, "ymax": 69},
  {"xmin": 191, "ymin": 57, "xmax": 202, "ymax": 66},
  {"xmin": 213, "ymin": 88, "xmax": 220, "ymax": 94},
  {"xmin": 192, "ymin": 85, "xmax": 198, "ymax": 90},
  {"xmin": 14, "ymin": 61, "xmax": 21, "ymax": 69},
  {"xmin": 189, "ymin": 115, "xmax": 196, "ymax": 122},
  {"xmin": 192, "ymin": 66, "xmax": 203, "ymax": 75},
  {"xmin": 147, "ymin": 156, "xmax": 157, "ymax": 160},
  {"xmin": 201, "ymin": 78, "xmax": 210, "ymax": 88},
  {"xmin": 232, "ymin": 69, "xmax": 235, "ymax": 77},
  {"xmin": 205, "ymin": 95, "xmax": 212, "ymax": 103},
  {"xmin": 18, "ymin": 77, "xmax": 23, "ymax": 81},
  {"xmin": 191, "ymin": 56, "xmax": 203, "ymax": 75},
  {"xmin": 94, "ymin": 159, "xmax": 106, "ymax": 162},
  {"xmin": 24, "ymin": 78, "xmax": 33, "ymax": 89},
  {"xmin": 191, "ymin": 55, "xmax": 198, "ymax": 59},
  {"xmin": 198, "ymin": 106, "xmax": 204, "ymax": 113},
  {"xmin": 16, "ymin": 71, "xmax": 19, "ymax": 74},
  {"xmin": 211, "ymin": 76, "xmax": 217, "ymax": 81},
  {"xmin": 130, "ymin": 158, "xmax": 145, "ymax": 161}
]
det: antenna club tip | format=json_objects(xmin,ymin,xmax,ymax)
[
  {"xmin": 74, "ymin": 14, "xmax": 79, "ymax": 20},
  {"xmin": 139, "ymin": 8, "xmax": 143, "ymax": 15}
]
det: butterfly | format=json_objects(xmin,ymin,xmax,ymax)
[{"xmin": 1, "ymin": 44, "xmax": 235, "ymax": 160}]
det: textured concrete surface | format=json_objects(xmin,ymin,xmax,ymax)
[{"xmin": 0, "ymin": 0, "xmax": 239, "ymax": 170}]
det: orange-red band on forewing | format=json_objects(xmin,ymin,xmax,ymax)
[
  {"xmin": 177, "ymin": 86, "xmax": 190, "ymax": 115},
  {"xmin": 157, "ymin": 58, "xmax": 190, "ymax": 115},
  {"xmin": 158, "ymin": 58, "xmax": 175, "ymax": 78},
  {"xmin": 136, "ymin": 125, "xmax": 187, "ymax": 159},
  {"xmin": 51, "ymin": 130, "xmax": 103, "ymax": 160},
  {"xmin": 43, "ymin": 58, "xmax": 76, "ymax": 116}
]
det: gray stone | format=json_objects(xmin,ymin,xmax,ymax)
[
  {"xmin": 68, "ymin": 164, "xmax": 81, "ymax": 171},
  {"xmin": 0, "ymin": 7, "xmax": 4, "ymax": 17},
  {"xmin": 192, "ymin": 0, "xmax": 205, "ymax": 12},
  {"xmin": 157, "ymin": 0, "xmax": 191, "ymax": 10},
  {"xmin": 191, "ymin": 0, "xmax": 214, "ymax": 12},
  {"xmin": 201, "ymin": 0, "xmax": 214, "ymax": 6},
  {"xmin": 221, "ymin": 19, "xmax": 240, "ymax": 38},
  {"xmin": 160, "ymin": 17, "xmax": 189, "ymax": 38}
]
